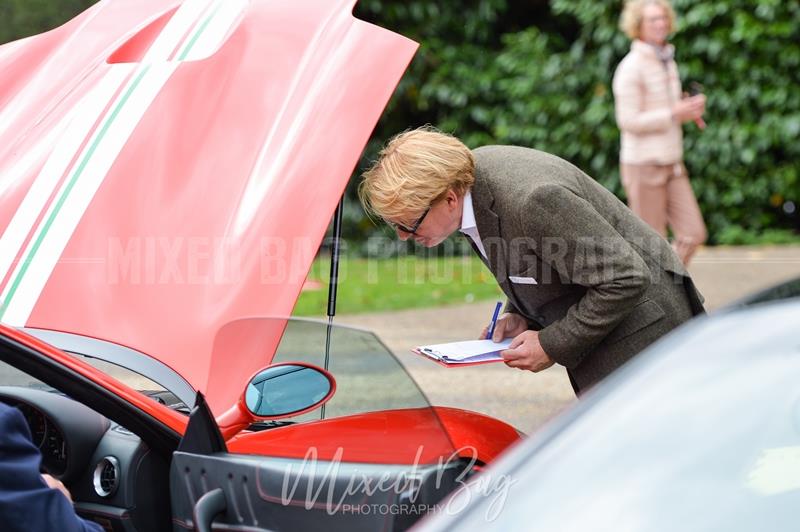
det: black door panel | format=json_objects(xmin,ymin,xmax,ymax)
[{"xmin": 170, "ymin": 451, "xmax": 469, "ymax": 532}]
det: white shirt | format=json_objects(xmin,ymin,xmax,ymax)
[{"xmin": 459, "ymin": 190, "xmax": 487, "ymax": 259}]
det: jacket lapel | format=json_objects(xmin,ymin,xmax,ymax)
[{"xmin": 469, "ymin": 179, "xmax": 506, "ymax": 283}]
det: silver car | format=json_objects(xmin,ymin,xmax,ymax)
[{"xmin": 417, "ymin": 280, "xmax": 800, "ymax": 532}]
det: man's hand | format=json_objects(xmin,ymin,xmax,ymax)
[
  {"xmin": 501, "ymin": 330, "xmax": 555, "ymax": 372},
  {"xmin": 479, "ymin": 312, "xmax": 528, "ymax": 342},
  {"xmin": 42, "ymin": 474, "xmax": 72, "ymax": 502}
]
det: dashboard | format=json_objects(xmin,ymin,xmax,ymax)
[
  {"xmin": 11, "ymin": 400, "xmax": 68, "ymax": 475},
  {"xmin": 0, "ymin": 386, "xmax": 172, "ymax": 531}
]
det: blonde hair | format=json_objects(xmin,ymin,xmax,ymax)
[
  {"xmin": 358, "ymin": 126, "xmax": 475, "ymax": 222},
  {"xmin": 619, "ymin": 0, "xmax": 676, "ymax": 40}
]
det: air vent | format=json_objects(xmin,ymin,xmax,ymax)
[{"xmin": 93, "ymin": 457, "xmax": 120, "ymax": 498}]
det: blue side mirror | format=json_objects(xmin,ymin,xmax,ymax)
[{"xmin": 244, "ymin": 363, "xmax": 335, "ymax": 418}]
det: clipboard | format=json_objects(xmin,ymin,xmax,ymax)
[{"xmin": 411, "ymin": 339, "xmax": 511, "ymax": 367}]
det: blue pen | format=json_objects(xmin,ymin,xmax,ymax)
[{"xmin": 487, "ymin": 301, "xmax": 503, "ymax": 340}]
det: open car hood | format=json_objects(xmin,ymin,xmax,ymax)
[{"xmin": 0, "ymin": 0, "xmax": 417, "ymax": 414}]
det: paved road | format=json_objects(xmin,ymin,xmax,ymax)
[{"xmin": 334, "ymin": 245, "xmax": 800, "ymax": 434}]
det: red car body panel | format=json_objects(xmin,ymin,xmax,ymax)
[
  {"xmin": 0, "ymin": 0, "xmax": 417, "ymax": 416},
  {"xmin": 0, "ymin": 323, "xmax": 189, "ymax": 435},
  {"xmin": 0, "ymin": 0, "xmax": 522, "ymax": 468},
  {"xmin": 3, "ymin": 322, "xmax": 521, "ymax": 464},
  {"xmin": 227, "ymin": 407, "xmax": 519, "ymax": 465}
]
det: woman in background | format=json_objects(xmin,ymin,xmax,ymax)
[{"xmin": 612, "ymin": 0, "xmax": 707, "ymax": 265}]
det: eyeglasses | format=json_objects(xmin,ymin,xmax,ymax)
[{"xmin": 387, "ymin": 206, "xmax": 431, "ymax": 235}]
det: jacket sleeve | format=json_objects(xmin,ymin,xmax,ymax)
[
  {"xmin": 525, "ymin": 185, "xmax": 651, "ymax": 368},
  {"xmin": 0, "ymin": 404, "xmax": 103, "ymax": 532},
  {"xmin": 612, "ymin": 61, "xmax": 673, "ymax": 134}
]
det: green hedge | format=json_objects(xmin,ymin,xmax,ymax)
[
  {"xmin": 354, "ymin": 0, "xmax": 800, "ymax": 245},
  {"xmin": 4, "ymin": 1, "xmax": 798, "ymax": 245},
  {"xmin": 0, "ymin": 0, "xmax": 97, "ymax": 44}
]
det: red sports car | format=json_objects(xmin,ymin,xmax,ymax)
[{"xmin": 0, "ymin": 1, "xmax": 520, "ymax": 530}]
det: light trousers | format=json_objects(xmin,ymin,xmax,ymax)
[{"xmin": 621, "ymin": 162, "xmax": 707, "ymax": 265}]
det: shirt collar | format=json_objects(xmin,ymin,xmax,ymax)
[{"xmin": 460, "ymin": 190, "xmax": 477, "ymax": 233}]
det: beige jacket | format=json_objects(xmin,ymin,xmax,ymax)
[{"xmin": 612, "ymin": 40, "xmax": 683, "ymax": 165}]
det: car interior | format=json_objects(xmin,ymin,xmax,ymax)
[{"xmin": 0, "ymin": 324, "xmax": 477, "ymax": 532}]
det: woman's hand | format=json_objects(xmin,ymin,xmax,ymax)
[{"xmin": 672, "ymin": 94, "xmax": 706, "ymax": 125}]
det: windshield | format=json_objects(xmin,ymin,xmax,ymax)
[
  {"xmin": 0, "ymin": 362, "xmax": 47, "ymax": 390},
  {"xmin": 11, "ymin": 319, "xmax": 451, "ymax": 442},
  {"xmin": 0, "ymin": 346, "xmax": 186, "ymax": 412},
  {"xmin": 16, "ymin": 327, "xmax": 195, "ymax": 412}
]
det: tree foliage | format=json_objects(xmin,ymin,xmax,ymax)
[
  {"xmin": 356, "ymin": 0, "xmax": 800, "ymax": 244},
  {"xmin": 3, "ymin": 1, "xmax": 798, "ymax": 244},
  {"xmin": 0, "ymin": 0, "xmax": 97, "ymax": 44}
]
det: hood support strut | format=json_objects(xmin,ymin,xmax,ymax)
[
  {"xmin": 321, "ymin": 195, "xmax": 344, "ymax": 419},
  {"xmin": 326, "ymin": 196, "xmax": 344, "ymax": 318}
]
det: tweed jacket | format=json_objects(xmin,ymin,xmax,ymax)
[{"xmin": 469, "ymin": 146, "xmax": 704, "ymax": 391}]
